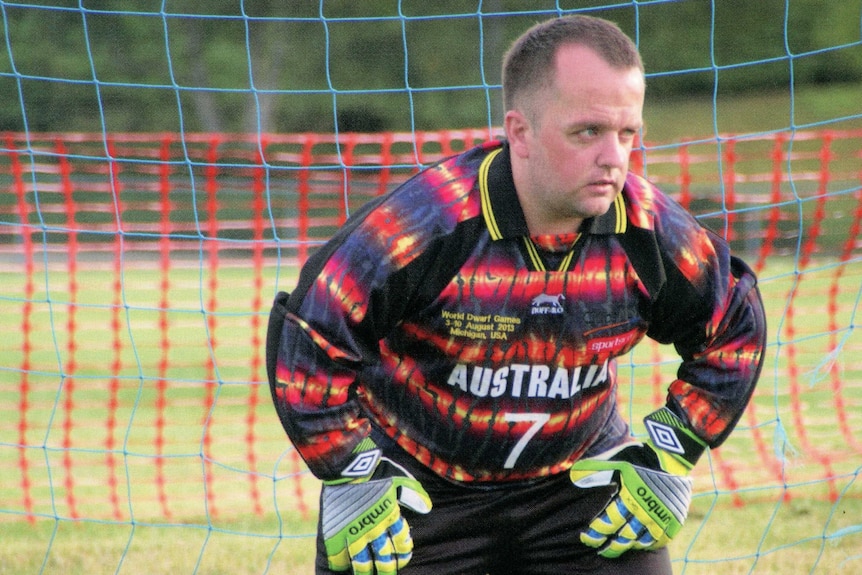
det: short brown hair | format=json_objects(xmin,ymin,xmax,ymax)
[{"xmin": 502, "ymin": 15, "xmax": 644, "ymax": 114}]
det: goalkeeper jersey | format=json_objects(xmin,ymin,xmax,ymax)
[{"xmin": 268, "ymin": 140, "xmax": 766, "ymax": 483}]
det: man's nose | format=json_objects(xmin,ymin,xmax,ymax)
[{"xmin": 596, "ymin": 133, "xmax": 630, "ymax": 170}]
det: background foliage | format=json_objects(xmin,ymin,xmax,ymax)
[{"xmin": 2, "ymin": 0, "xmax": 860, "ymax": 134}]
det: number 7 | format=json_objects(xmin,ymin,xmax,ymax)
[{"xmin": 503, "ymin": 412, "xmax": 550, "ymax": 469}]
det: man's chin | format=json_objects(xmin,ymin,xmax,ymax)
[{"xmin": 579, "ymin": 196, "xmax": 617, "ymax": 219}]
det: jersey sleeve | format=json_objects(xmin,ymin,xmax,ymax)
[
  {"xmin": 266, "ymin": 290, "xmax": 369, "ymax": 481},
  {"xmin": 267, "ymin": 197, "xmax": 401, "ymax": 481},
  {"xmin": 266, "ymin": 150, "xmax": 484, "ymax": 481},
  {"xmin": 645, "ymin": 193, "xmax": 767, "ymax": 449}
]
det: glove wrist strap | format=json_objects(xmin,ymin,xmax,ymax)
[
  {"xmin": 323, "ymin": 437, "xmax": 382, "ymax": 485},
  {"xmin": 644, "ymin": 407, "xmax": 707, "ymax": 470}
]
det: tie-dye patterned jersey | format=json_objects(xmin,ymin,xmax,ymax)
[{"xmin": 268, "ymin": 140, "xmax": 766, "ymax": 484}]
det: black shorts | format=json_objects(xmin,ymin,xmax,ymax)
[{"xmin": 314, "ymin": 436, "xmax": 673, "ymax": 575}]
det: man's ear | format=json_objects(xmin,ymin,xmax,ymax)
[{"xmin": 504, "ymin": 109, "xmax": 531, "ymax": 159}]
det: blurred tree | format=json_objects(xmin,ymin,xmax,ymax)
[{"xmin": 0, "ymin": 0, "xmax": 858, "ymax": 133}]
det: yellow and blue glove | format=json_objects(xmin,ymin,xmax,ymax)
[
  {"xmin": 321, "ymin": 439, "xmax": 432, "ymax": 575},
  {"xmin": 569, "ymin": 407, "xmax": 707, "ymax": 558}
]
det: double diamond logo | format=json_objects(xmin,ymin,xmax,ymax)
[
  {"xmin": 645, "ymin": 420, "xmax": 685, "ymax": 455},
  {"xmin": 341, "ymin": 449, "xmax": 382, "ymax": 478}
]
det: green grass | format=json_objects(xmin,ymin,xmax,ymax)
[
  {"xmin": 676, "ymin": 494, "xmax": 862, "ymax": 575},
  {"xmin": 0, "ymin": 496, "xmax": 859, "ymax": 575},
  {"xmin": 0, "ymin": 512, "xmax": 319, "ymax": 575},
  {"xmin": 1, "ymin": 255, "xmax": 860, "ymax": 574},
  {"xmin": 643, "ymin": 83, "xmax": 862, "ymax": 142}
]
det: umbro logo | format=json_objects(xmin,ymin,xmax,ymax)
[
  {"xmin": 341, "ymin": 449, "xmax": 381, "ymax": 477},
  {"xmin": 645, "ymin": 420, "xmax": 685, "ymax": 455}
]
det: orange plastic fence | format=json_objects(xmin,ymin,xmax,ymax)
[{"xmin": 2, "ymin": 129, "xmax": 861, "ymax": 523}]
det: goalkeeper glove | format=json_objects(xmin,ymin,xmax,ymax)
[
  {"xmin": 569, "ymin": 407, "xmax": 707, "ymax": 558},
  {"xmin": 321, "ymin": 439, "xmax": 432, "ymax": 575}
]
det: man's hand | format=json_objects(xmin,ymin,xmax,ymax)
[
  {"xmin": 569, "ymin": 407, "xmax": 706, "ymax": 558},
  {"xmin": 322, "ymin": 451, "xmax": 432, "ymax": 575}
]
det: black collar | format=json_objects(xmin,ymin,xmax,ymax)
[{"xmin": 478, "ymin": 142, "xmax": 628, "ymax": 240}]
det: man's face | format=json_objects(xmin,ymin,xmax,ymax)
[{"xmin": 506, "ymin": 43, "xmax": 645, "ymax": 235}]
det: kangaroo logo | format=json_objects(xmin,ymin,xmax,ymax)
[{"xmin": 531, "ymin": 293, "xmax": 566, "ymax": 315}]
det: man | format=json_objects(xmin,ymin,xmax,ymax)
[{"xmin": 267, "ymin": 14, "xmax": 766, "ymax": 575}]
